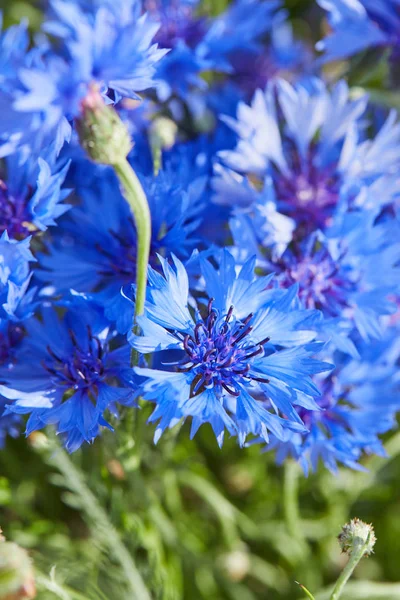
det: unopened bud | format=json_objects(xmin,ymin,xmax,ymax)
[
  {"xmin": 149, "ymin": 117, "xmax": 178, "ymax": 152},
  {"xmin": 149, "ymin": 117, "xmax": 178, "ymax": 175},
  {"xmin": 338, "ymin": 518, "xmax": 376, "ymax": 557},
  {"xmin": 76, "ymin": 86, "xmax": 132, "ymax": 166},
  {"xmin": 27, "ymin": 432, "xmax": 48, "ymax": 451},
  {"xmin": 0, "ymin": 542, "xmax": 36, "ymax": 599}
]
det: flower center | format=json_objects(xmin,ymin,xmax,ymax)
[
  {"xmin": 42, "ymin": 326, "xmax": 105, "ymax": 391},
  {"xmin": 275, "ymin": 245, "xmax": 356, "ymax": 316},
  {"xmin": 274, "ymin": 152, "xmax": 340, "ymax": 232},
  {"xmin": 176, "ymin": 300, "xmax": 270, "ymax": 396}
]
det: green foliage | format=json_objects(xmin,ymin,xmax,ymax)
[{"xmin": 1, "ymin": 405, "xmax": 400, "ymax": 599}]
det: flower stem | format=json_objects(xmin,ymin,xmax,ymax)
[
  {"xmin": 49, "ymin": 443, "xmax": 151, "ymax": 600},
  {"xmin": 284, "ymin": 460, "xmax": 307, "ymax": 552},
  {"xmin": 330, "ymin": 535, "xmax": 372, "ymax": 600},
  {"xmin": 113, "ymin": 159, "xmax": 151, "ymax": 318}
]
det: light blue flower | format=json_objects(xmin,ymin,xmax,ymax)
[{"xmin": 130, "ymin": 251, "xmax": 332, "ymax": 446}]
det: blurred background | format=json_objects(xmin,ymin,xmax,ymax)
[{"xmin": 0, "ymin": 1, "xmax": 399, "ymax": 599}]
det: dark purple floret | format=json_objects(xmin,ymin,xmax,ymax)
[
  {"xmin": 175, "ymin": 300, "xmax": 270, "ymax": 396},
  {"xmin": 273, "ymin": 242, "xmax": 356, "ymax": 316},
  {"xmin": 146, "ymin": 0, "xmax": 207, "ymax": 49},
  {"xmin": 274, "ymin": 148, "xmax": 340, "ymax": 233},
  {"xmin": 42, "ymin": 326, "xmax": 106, "ymax": 391},
  {"xmin": 0, "ymin": 181, "xmax": 32, "ymax": 240}
]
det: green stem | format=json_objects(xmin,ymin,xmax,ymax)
[
  {"xmin": 113, "ymin": 159, "xmax": 151, "ymax": 318},
  {"xmin": 330, "ymin": 538, "xmax": 370, "ymax": 600},
  {"xmin": 297, "ymin": 582, "xmax": 316, "ymax": 600},
  {"xmin": 283, "ymin": 460, "xmax": 304, "ymax": 547},
  {"xmin": 49, "ymin": 443, "xmax": 151, "ymax": 600}
]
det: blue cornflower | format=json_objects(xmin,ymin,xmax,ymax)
[
  {"xmin": 268, "ymin": 328, "xmax": 400, "ymax": 474},
  {"xmin": 0, "ymin": 148, "xmax": 70, "ymax": 240},
  {"xmin": 317, "ymin": 0, "xmax": 400, "ymax": 62},
  {"xmin": 0, "ymin": 0, "xmax": 167, "ymax": 152},
  {"xmin": 130, "ymin": 251, "xmax": 332, "ymax": 446},
  {"xmin": 227, "ymin": 211, "xmax": 400, "ymax": 348},
  {"xmin": 217, "ymin": 79, "xmax": 400, "ymax": 233},
  {"xmin": 0, "ymin": 295, "xmax": 135, "ymax": 452},
  {"xmin": 36, "ymin": 161, "xmax": 205, "ymax": 333},
  {"xmin": 145, "ymin": 0, "xmax": 282, "ymax": 100}
]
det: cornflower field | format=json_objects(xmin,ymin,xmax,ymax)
[{"xmin": 0, "ymin": 0, "xmax": 399, "ymax": 598}]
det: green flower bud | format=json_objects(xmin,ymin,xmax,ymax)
[
  {"xmin": 149, "ymin": 117, "xmax": 178, "ymax": 175},
  {"xmin": 76, "ymin": 86, "xmax": 132, "ymax": 166},
  {"xmin": 149, "ymin": 117, "xmax": 178, "ymax": 153},
  {"xmin": 338, "ymin": 518, "xmax": 376, "ymax": 557},
  {"xmin": 0, "ymin": 542, "xmax": 35, "ymax": 599}
]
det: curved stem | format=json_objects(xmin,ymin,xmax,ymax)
[
  {"xmin": 113, "ymin": 159, "xmax": 151, "ymax": 318},
  {"xmin": 330, "ymin": 537, "xmax": 371, "ymax": 600}
]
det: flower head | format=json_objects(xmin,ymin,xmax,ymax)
[
  {"xmin": 130, "ymin": 251, "xmax": 332, "ymax": 446},
  {"xmin": 1, "ymin": 295, "xmax": 135, "ymax": 452},
  {"xmin": 218, "ymin": 79, "xmax": 400, "ymax": 234},
  {"xmin": 0, "ymin": 0, "xmax": 167, "ymax": 155},
  {"xmin": 267, "ymin": 328, "xmax": 400, "ymax": 474}
]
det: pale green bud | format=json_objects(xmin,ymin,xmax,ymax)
[
  {"xmin": 338, "ymin": 518, "xmax": 376, "ymax": 557},
  {"xmin": 76, "ymin": 87, "xmax": 132, "ymax": 166},
  {"xmin": 149, "ymin": 117, "xmax": 178, "ymax": 153},
  {"xmin": 149, "ymin": 117, "xmax": 178, "ymax": 175}
]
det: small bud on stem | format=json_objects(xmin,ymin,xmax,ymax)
[
  {"xmin": 76, "ymin": 86, "xmax": 151, "ymax": 319},
  {"xmin": 330, "ymin": 518, "xmax": 376, "ymax": 600},
  {"xmin": 149, "ymin": 117, "xmax": 178, "ymax": 175}
]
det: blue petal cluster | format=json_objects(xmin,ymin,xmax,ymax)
[
  {"xmin": 0, "ymin": 0, "xmax": 399, "ymax": 473},
  {"xmin": 0, "ymin": 295, "xmax": 135, "ymax": 452},
  {"xmin": 0, "ymin": 0, "xmax": 167, "ymax": 152},
  {"xmin": 130, "ymin": 251, "xmax": 332, "ymax": 445},
  {"xmin": 317, "ymin": 0, "xmax": 400, "ymax": 62}
]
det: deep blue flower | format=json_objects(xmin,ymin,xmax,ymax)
[
  {"xmin": 145, "ymin": 0, "xmax": 282, "ymax": 100},
  {"xmin": 0, "ymin": 294, "xmax": 135, "ymax": 452},
  {"xmin": 36, "ymin": 161, "xmax": 205, "ymax": 333},
  {"xmin": 0, "ymin": 0, "xmax": 167, "ymax": 153},
  {"xmin": 224, "ymin": 207, "xmax": 400, "ymax": 349},
  {"xmin": 130, "ymin": 251, "xmax": 332, "ymax": 446},
  {"xmin": 217, "ymin": 79, "xmax": 400, "ymax": 234},
  {"xmin": 317, "ymin": 0, "xmax": 400, "ymax": 62},
  {"xmin": 0, "ymin": 148, "xmax": 70, "ymax": 240},
  {"xmin": 268, "ymin": 327, "xmax": 400, "ymax": 474}
]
